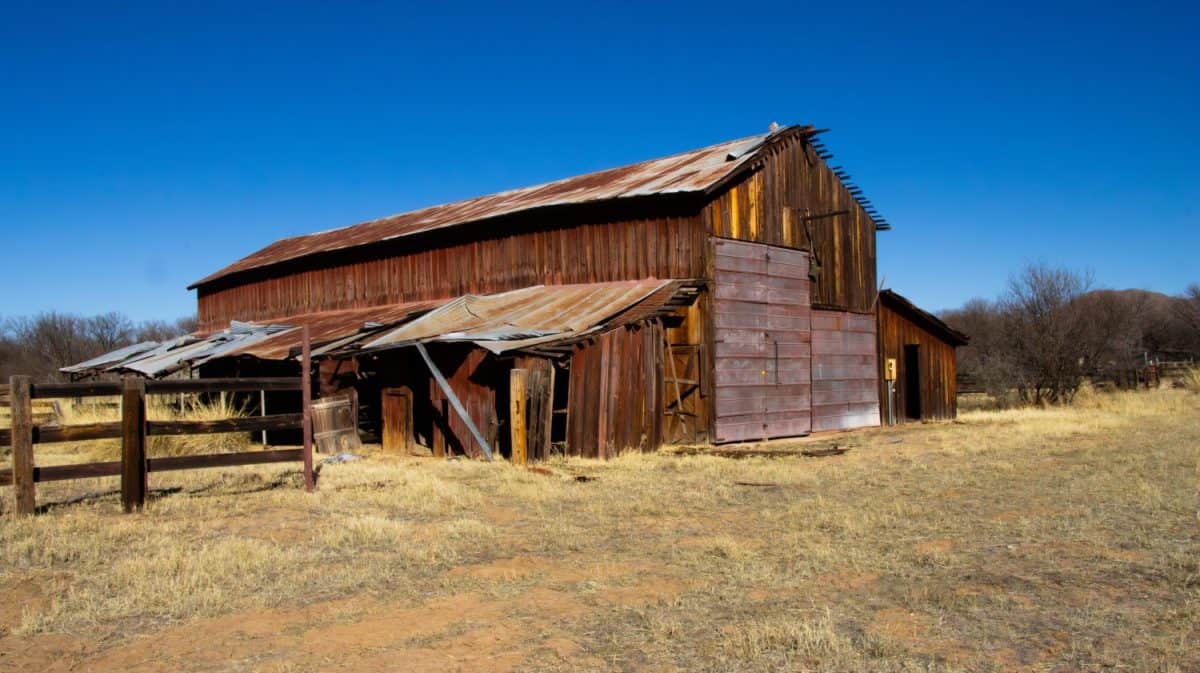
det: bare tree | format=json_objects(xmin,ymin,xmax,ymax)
[
  {"xmin": 1176, "ymin": 284, "xmax": 1200, "ymax": 345},
  {"xmin": 999, "ymin": 264, "xmax": 1097, "ymax": 403},
  {"xmin": 943, "ymin": 265, "xmax": 1200, "ymax": 405},
  {"xmin": 135, "ymin": 315, "xmax": 196, "ymax": 342},
  {"xmin": 0, "ymin": 312, "xmax": 197, "ymax": 381},
  {"xmin": 85, "ymin": 312, "xmax": 135, "ymax": 352}
]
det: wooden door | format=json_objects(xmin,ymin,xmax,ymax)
[
  {"xmin": 713, "ymin": 238, "xmax": 813, "ymax": 443},
  {"xmin": 713, "ymin": 239, "xmax": 769, "ymax": 442},
  {"xmin": 764, "ymin": 246, "xmax": 812, "ymax": 437},
  {"xmin": 381, "ymin": 387, "xmax": 414, "ymax": 453}
]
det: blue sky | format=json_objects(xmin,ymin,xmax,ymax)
[{"xmin": 2, "ymin": 1, "xmax": 1197, "ymax": 321}]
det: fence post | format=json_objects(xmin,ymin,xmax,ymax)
[
  {"xmin": 10, "ymin": 376, "xmax": 35, "ymax": 516},
  {"xmin": 510, "ymin": 368, "xmax": 528, "ymax": 465},
  {"xmin": 301, "ymin": 326, "xmax": 314, "ymax": 492},
  {"xmin": 121, "ymin": 377, "xmax": 147, "ymax": 512}
]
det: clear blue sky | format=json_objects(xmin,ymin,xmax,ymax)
[{"xmin": 2, "ymin": 1, "xmax": 1197, "ymax": 322}]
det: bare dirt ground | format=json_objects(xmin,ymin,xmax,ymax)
[{"xmin": 1, "ymin": 389, "xmax": 1197, "ymax": 672}]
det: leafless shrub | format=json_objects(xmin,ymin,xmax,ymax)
[
  {"xmin": 0, "ymin": 312, "xmax": 196, "ymax": 381},
  {"xmin": 943, "ymin": 263, "xmax": 1199, "ymax": 405}
]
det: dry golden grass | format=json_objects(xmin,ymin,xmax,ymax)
[
  {"xmin": 0, "ymin": 389, "xmax": 1197, "ymax": 673},
  {"xmin": 2, "ymin": 394, "xmax": 257, "ymax": 465},
  {"xmin": 1182, "ymin": 366, "xmax": 1200, "ymax": 394}
]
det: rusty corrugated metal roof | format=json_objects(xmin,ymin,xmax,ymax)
[
  {"xmin": 361, "ymin": 280, "xmax": 683, "ymax": 354},
  {"xmin": 228, "ymin": 300, "xmax": 440, "ymax": 360},
  {"xmin": 190, "ymin": 126, "xmax": 818, "ymax": 288},
  {"xmin": 62, "ymin": 323, "xmax": 293, "ymax": 378},
  {"xmin": 60, "ymin": 341, "xmax": 166, "ymax": 374},
  {"xmin": 64, "ymin": 281, "xmax": 701, "ymax": 376}
]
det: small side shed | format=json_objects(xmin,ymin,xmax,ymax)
[{"xmin": 877, "ymin": 290, "xmax": 968, "ymax": 424}]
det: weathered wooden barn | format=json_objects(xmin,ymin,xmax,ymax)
[
  {"xmin": 70, "ymin": 124, "xmax": 965, "ymax": 458},
  {"xmin": 877, "ymin": 290, "xmax": 969, "ymax": 424}
]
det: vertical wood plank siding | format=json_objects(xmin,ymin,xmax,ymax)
[
  {"xmin": 426, "ymin": 346, "xmax": 501, "ymax": 459},
  {"xmin": 810, "ymin": 309, "xmax": 881, "ymax": 432},
  {"xmin": 662, "ymin": 294, "xmax": 710, "ymax": 443},
  {"xmin": 877, "ymin": 303, "xmax": 959, "ymax": 422},
  {"xmin": 703, "ymin": 135, "xmax": 878, "ymax": 313},
  {"xmin": 565, "ymin": 322, "xmax": 664, "ymax": 458},
  {"xmin": 198, "ymin": 214, "xmax": 705, "ymax": 330}
]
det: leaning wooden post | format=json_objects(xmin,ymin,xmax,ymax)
[
  {"xmin": 301, "ymin": 325, "xmax": 315, "ymax": 492},
  {"xmin": 510, "ymin": 369, "xmax": 528, "ymax": 465},
  {"xmin": 121, "ymin": 377, "xmax": 147, "ymax": 513},
  {"xmin": 10, "ymin": 376, "xmax": 35, "ymax": 516}
]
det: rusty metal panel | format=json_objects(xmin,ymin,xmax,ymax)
[
  {"xmin": 712, "ymin": 239, "xmax": 812, "ymax": 443},
  {"xmin": 363, "ymin": 280, "xmax": 674, "ymax": 353},
  {"xmin": 192, "ymin": 127, "xmax": 828, "ymax": 290},
  {"xmin": 811, "ymin": 307, "xmax": 881, "ymax": 432},
  {"xmin": 63, "ymin": 323, "xmax": 293, "ymax": 378},
  {"xmin": 231, "ymin": 301, "xmax": 440, "ymax": 360}
]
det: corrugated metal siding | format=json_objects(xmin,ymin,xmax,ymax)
[
  {"xmin": 703, "ymin": 134, "xmax": 877, "ymax": 313},
  {"xmin": 565, "ymin": 322, "xmax": 664, "ymax": 457},
  {"xmin": 198, "ymin": 213, "xmax": 706, "ymax": 331},
  {"xmin": 878, "ymin": 300, "xmax": 959, "ymax": 422},
  {"xmin": 811, "ymin": 309, "xmax": 880, "ymax": 432},
  {"xmin": 712, "ymin": 239, "xmax": 812, "ymax": 443}
]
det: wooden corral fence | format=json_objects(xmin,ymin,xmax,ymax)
[{"xmin": 1, "ymin": 329, "xmax": 315, "ymax": 516}]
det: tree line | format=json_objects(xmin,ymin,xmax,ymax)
[
  {"xmin": 941, "ymin": 263, "xmax": 1200, "ymax": 405},
  {"xmin": 0, "ymin": 312, "xmax": 197, "ymax": 382}
]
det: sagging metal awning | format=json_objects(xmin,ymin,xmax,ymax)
[
  {"xmin": 63, "ymin": 280, "xmax": 702, "ymax": 377},
  {"xmin": 63, "ymin": 322, "xmax": 293, "ymax": 378},
  {"xmin": 359, "ymin": 280, "xmax": 691, "ymax": 354}
]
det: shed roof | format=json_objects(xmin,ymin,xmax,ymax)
[
  {"xmin": 228, "ymin": 300, "xmax": 441, "ymax": 360},
  {"xmin": 361, "ymin": 279, "xmax": 695, "ymax": 354},
  {"xmin": 190, "ymin": 125, "xmax": 822, "ymax": 289},
  {"xmin": 879, "ymin": 290, "xmax": 969, "ymax": 346},
  {"xmin": 65, "ymin": 279, "xmax": 701, "ymax": 376}
]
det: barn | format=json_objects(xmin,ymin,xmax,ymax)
[
  {"xmin": 69, "ymin": 124, "xmax": 965, "ymax": 459},
  {"xmin": 876, "ymin": 290, "xmax": 969, "ymax": 424}
]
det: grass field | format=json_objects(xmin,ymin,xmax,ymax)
[{"xmin": 1, "ymin": 388, "xmax": 1197, "ymax": 672}]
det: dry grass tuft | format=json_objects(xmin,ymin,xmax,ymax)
[
  {"xmin": 1182, "ymin": 366, "xmax": 1200, "ymax": 394},
  {"xmin": 19, "ymin": 394, "xmax": 258, "ymax": 463}
]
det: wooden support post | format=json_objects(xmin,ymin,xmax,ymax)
[
  {"xmin": 260, "ymin": 389, "xmax": 268, "ymax": 447},
  {"xmin": 526, "ymin": 363, "xmax": 554, "ymax": 461},
  {"xmin": 416, "ymin": 342, "xmax": 494, "ymax": 461},
  {"xmin": 510, "ymin": 368, "xmax": 528, "ymax": 465},
  {"xmin": 121, "ymin": 377, "xmax": 147, "ymax": 513},
  {"xmin": 10, "ymin": 376, "xmax": 35, "ymax": 516},
  {"xmin": 301, "ymin": 326, "xmax": 315, "ymax": 492}
]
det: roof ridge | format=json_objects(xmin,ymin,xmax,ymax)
[
  {"xmin": 269, "ymin": 131, "xmax": 774, "ymax": 243},
  {"xmin": 190, "ymin": 125, "xmax": 810, "ymax": 289}
]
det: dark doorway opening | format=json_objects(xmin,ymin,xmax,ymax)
[{"xmin": 904, "ymin": 344, "xmax": 922, "ymax": 420}]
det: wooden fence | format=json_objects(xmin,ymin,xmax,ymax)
[{"xmin": 1, "ymin": 329, "xmax": 314, "ymax": 515}]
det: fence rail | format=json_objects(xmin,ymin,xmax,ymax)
[{"xmin": 2, "ymin": 327, "xmax": 314, "ymax": 515}]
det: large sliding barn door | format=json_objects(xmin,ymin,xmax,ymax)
[{"xmin": 713, "ymin": 239, "xmax": 812, "ymax": 443}]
